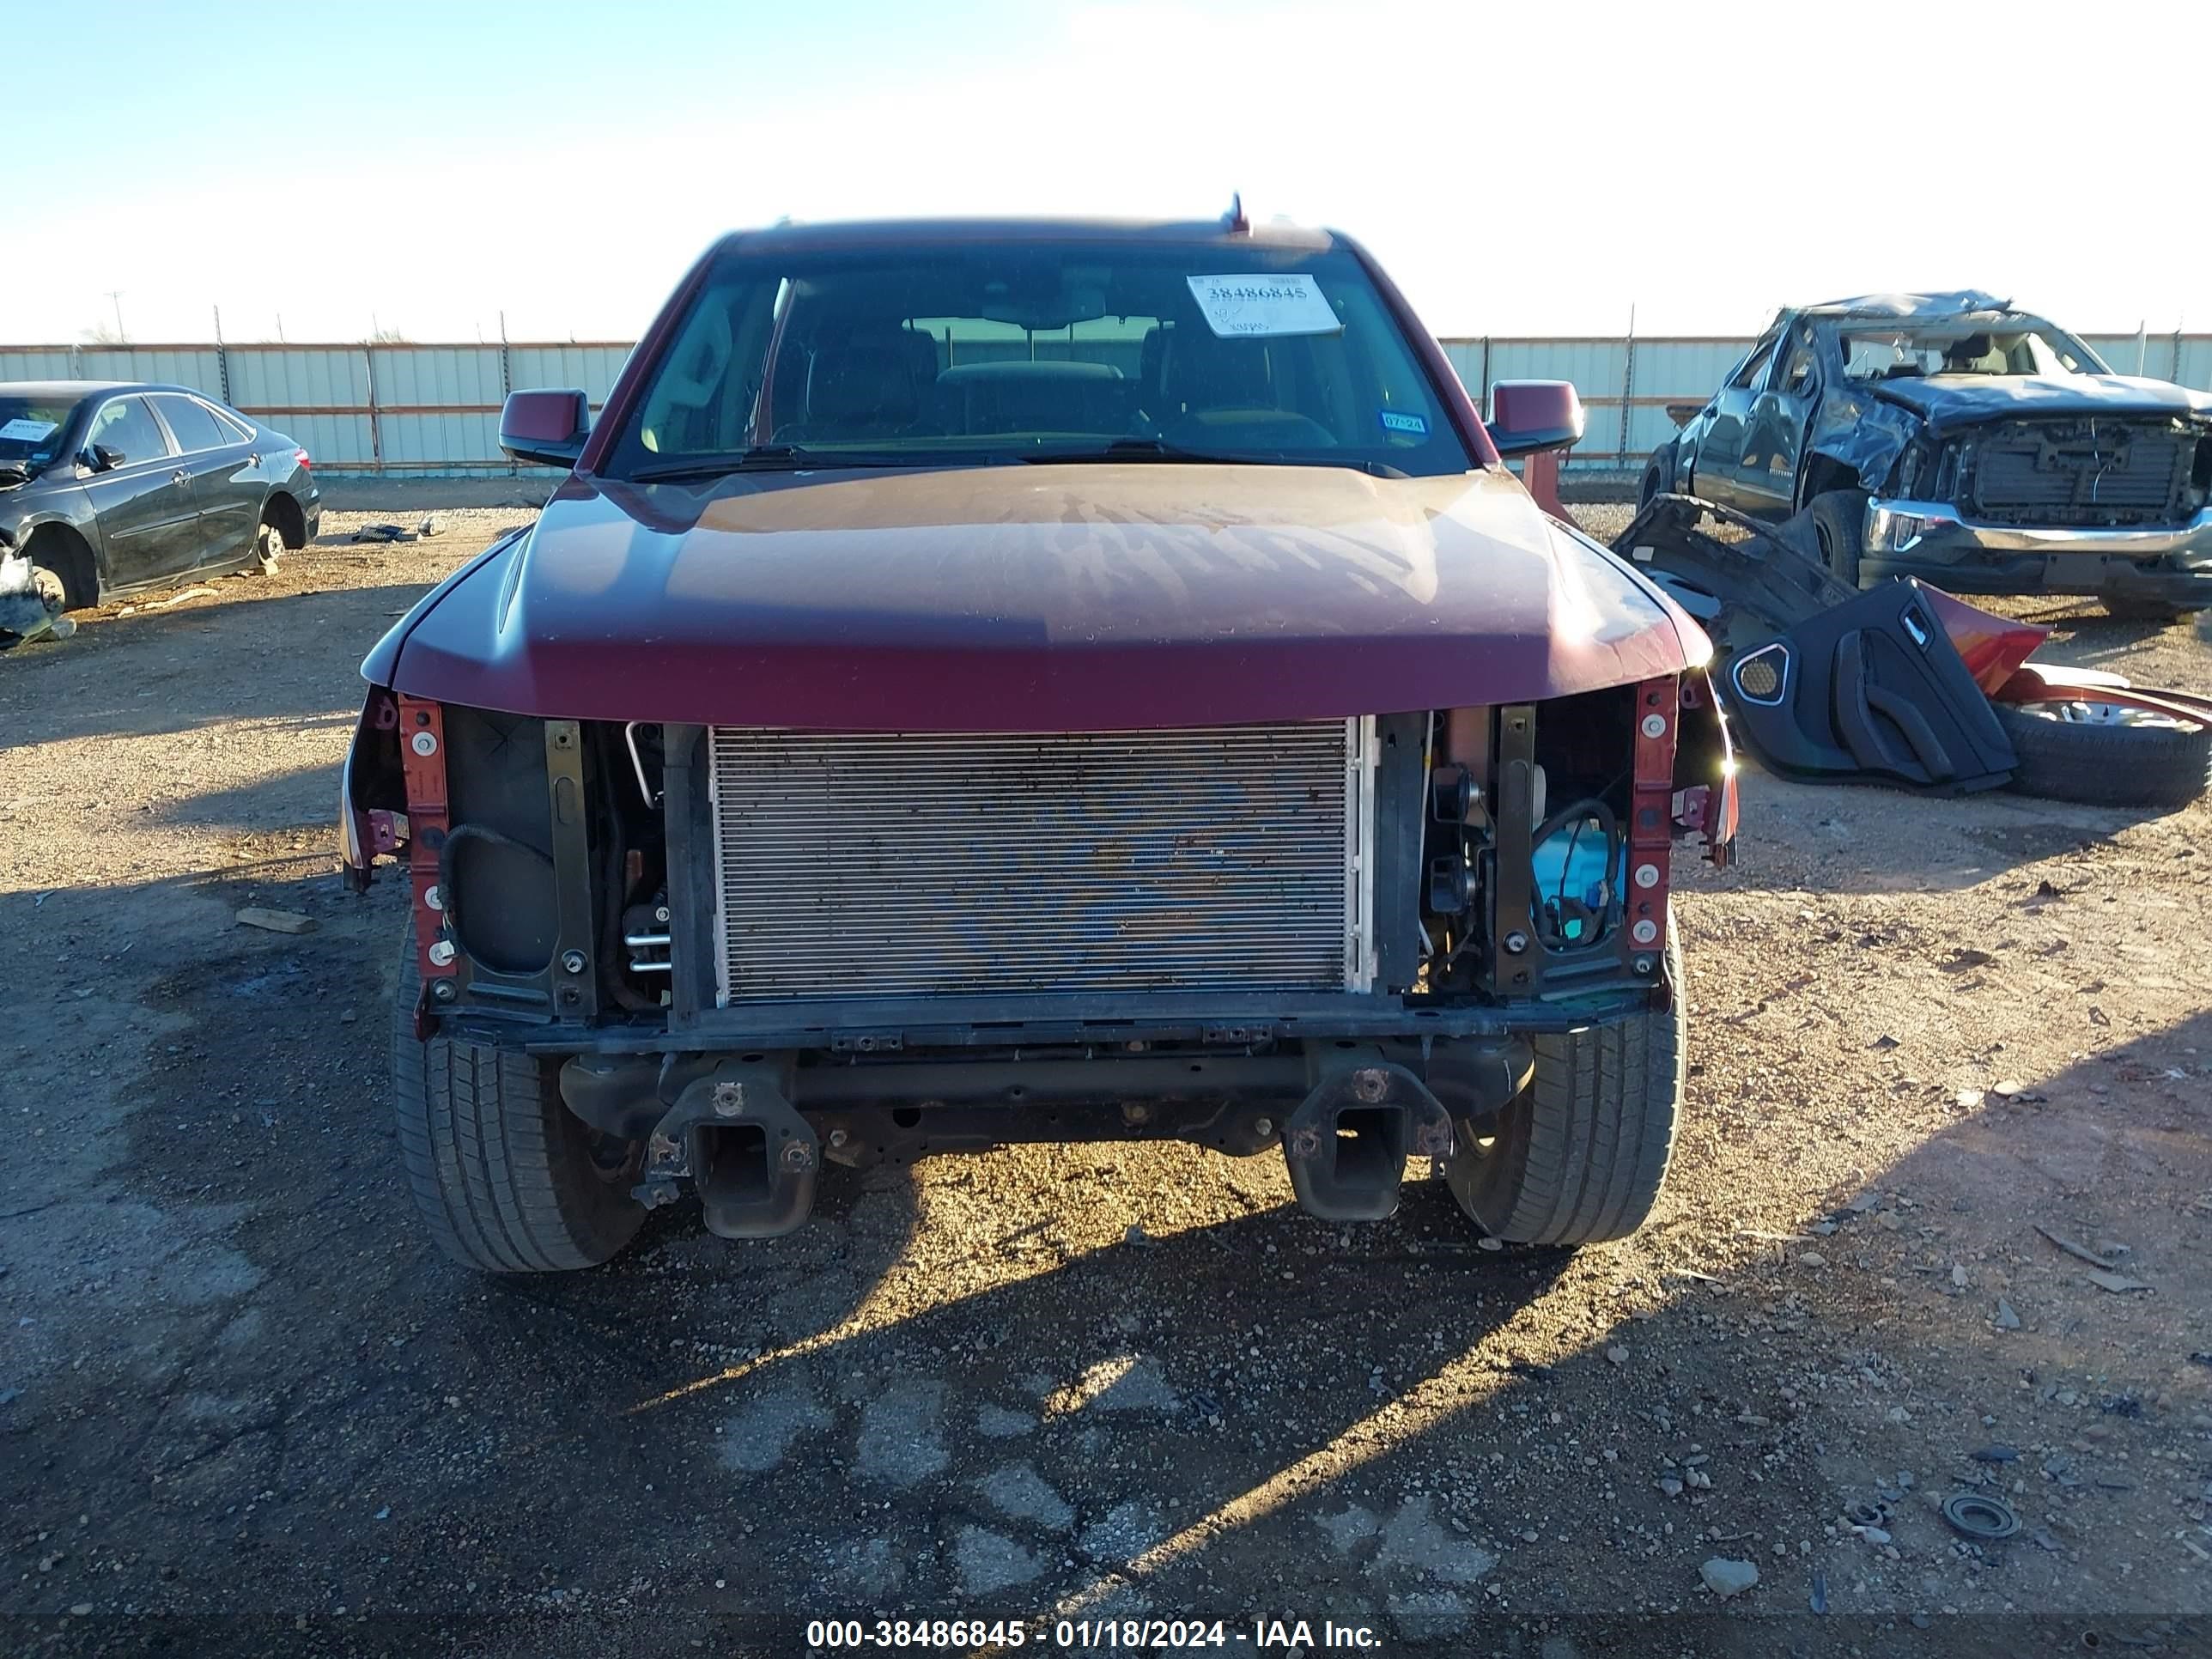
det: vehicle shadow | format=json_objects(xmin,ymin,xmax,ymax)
[
  {"xmin": 1686, "ymin": 765, "xmax": 2173, "ymax": 898},
  {"xmin": 0, "ymin": 577, "xmax": 436, "ymax": 747},
  {"xmin": 1991, "ymin": 605, "xmax": 2176, "ymax": 656},
  {"xmin": 138, "ymin": 755, "xmax": 353, "ymax": 835},
  {"xmin": 8, "ymin": 858, "xmax": 2209, "ymax": 1656}
]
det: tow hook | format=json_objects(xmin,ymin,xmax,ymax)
[
  {"xmin": 632, "ymin": 1061, "xmax": 819, "ymax": 1238},
  {"xmin": 1279, "ymin": 1055, "xmax": 1452, "ymax": 1222}
]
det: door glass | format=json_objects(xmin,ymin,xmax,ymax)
[
  {"xmin": 1727, "ymin": 338, "xmax": 1775, "ymax": 391},
  {"xmin": 1772, "ymin": 337, "xmax": 1817, "ymax": 396},
  {"xmin": 86, "ymin": 397, "xmax": 173, "ymax": 466},
  {"xmin": 154, "ymin": 395, "xmax": 229, "ymax": 454}
]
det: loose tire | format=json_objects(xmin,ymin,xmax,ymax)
[
  {"xmin": 1808, "ymin": 489, "xmax": 1868, "ymax": 588},
  {"xmin": 253, "ymin": 516, "xmax": 286, "ymax": 576},
  {"xmin": 1993, "ymin": 698, "xmax": 2211, "ymax": 810},
  {"xmin": 1443, "ymin": 921, "xmax": 1685, "ymax": 1246},
  {"xmin": 392, "ymin": 934, "xmax": 646, "ymax": 1272}
]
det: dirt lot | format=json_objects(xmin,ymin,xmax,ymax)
[{"xmin": 4, "ymin": 505, "xmax": 2211, "ymax": 1657}]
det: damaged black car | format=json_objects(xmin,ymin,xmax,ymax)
[
  {"xmin": 1643, "ymin": 292, "xmax": 2212, "ymax": 620},
  {"xmin": 0, "ymin": 381, "xmax": 321, "ymax": 617}
]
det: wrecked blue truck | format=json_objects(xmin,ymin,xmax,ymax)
[{"xmin": 1643, "ymin": 292, "xmax": 2212, "ymax": 621}]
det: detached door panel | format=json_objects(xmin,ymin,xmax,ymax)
[{"xmin": 81, "ymin": 396, "xmax": 198, "ymax": 586}]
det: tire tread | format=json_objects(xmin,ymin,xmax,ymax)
[
  {"xmin": 1450, "ymin": 925, "xmax": 1685, "ymax": 1247},
  {"xmin": 391, "ymin": 938, "xmax": 642, "ymax": 1273},
  {"xmin": 1994, "ymin": 702, "xmax": 2211, "ymax": 810}
]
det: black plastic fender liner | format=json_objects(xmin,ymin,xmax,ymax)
[
  {"xmin": 1609, "ymin": 493, "xmax": 1850, "ymax": 653},
  {"xmin": 1280, "ymin": 1056, "xmax": 1453, "ymax": 1223},
  {"xmin": 559, "ymin": 1053, "xmax": 665, "ymax": 1141},
  {"xmin": 1422, "ymin": 1037, "xmax": 1535, "ymax": 1130}
]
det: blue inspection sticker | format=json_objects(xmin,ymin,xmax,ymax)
[{"xmin": 1378, "ymin": 409, "xmax": 1429, "ymax": 438}]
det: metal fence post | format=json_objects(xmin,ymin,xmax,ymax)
[
  {"xmin": 1479, "ymin": 337, "xmax": 1492, "ymax": 413},
  {"xmin": 1618, "ymin": 314, "xmax": 1637, "ymax": 467},
  {"xmin": 499, "ymin": 312, "xmax": 514, "ymax": 478},
  {"xmin": 364, "ymin": 345, "xmax": 384, "ymax": 474},
  {"xmin": 213, "ymin": 306, "xmax": 231, "ymax": 405}
]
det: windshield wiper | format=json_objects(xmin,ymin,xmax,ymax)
[
  {"xmin": 1027, "ymin": 437, "xmax": 1408, "ymax": 478},
  {"xmin": 629, "ymin": 445, "xmax": 1042, "ymax": 483},
  {"xmin": 629, "ymin": 445, "xmax": 904, "ymax": 482},
  {"xmin": 1022, "ymin": 437, "xmax": 1242, "ymax": 466}
]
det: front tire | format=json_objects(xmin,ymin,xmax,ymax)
[
  {"xmin": 1443, "ymin": 921, "xmax": 1685, "ymax": 1246},
  {"xmin": 392, "ymin": 935, "xmax": 647, "ymax": 1272},
  {"xmin": 1809, "ymin": 490, "xmax": 1869, "ymax": 588}
]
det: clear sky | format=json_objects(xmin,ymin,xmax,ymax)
[{"xmin": 7, "ymin": 0, "xmax": 2208, "ymax": 345}]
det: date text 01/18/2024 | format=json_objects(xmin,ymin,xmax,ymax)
[{"xmin": 803, "ymin": 1618, "xmax": 1382, "ymax": 1650}]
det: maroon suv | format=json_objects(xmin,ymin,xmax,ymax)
[{"xmin": 339, "ymin": 215, "xmax": 1736, "ymax": 1273}]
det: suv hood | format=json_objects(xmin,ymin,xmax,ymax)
[
  {"xmin": 1868, "ymin": 373, "xmax": 2212, "ymax": 429},
  {"xmin": 368, "ymin": 464, "xmax": 1703, "ymax": 731}
]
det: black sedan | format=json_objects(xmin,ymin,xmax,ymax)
[{"xmin": 0, "ymin": 380, "xmax": 322, "ymax": 611}]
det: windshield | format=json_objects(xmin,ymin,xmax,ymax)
[
  {"xmin": 605, "ymin": 240, "xmax": 1474, "ymax": 479},
  {"xmin": 1840, "ymin": 319, "xmax": 2106, "ymax": 382},
  {"xmin": 0, "ymin": 396, "xmax": 79, "ymax": 471}
]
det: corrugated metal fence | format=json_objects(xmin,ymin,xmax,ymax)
[
  {"xmin": 0, "ymin": 342, "xmax": 634, "ymax": 477},
  {"xmin": 7, "ymin": 331, "xmax": 2207, "ymax": 477}
]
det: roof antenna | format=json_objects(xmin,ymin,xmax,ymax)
[{"xmin": 1224, "ymin": 191, "xmax": 1249, "ymax": 234}]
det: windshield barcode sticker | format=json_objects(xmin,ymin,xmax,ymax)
[
  {"xmin": 0, "ymin": 418, "xmax": 58, "ymax": 443},
  {"xmin": 1187, "ymin": 274, "xmax": 1342, "ymax": 338}
]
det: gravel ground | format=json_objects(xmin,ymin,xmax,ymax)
[{"xmin": 4, "ymin": 507, "xmax": 2211, "ymax": 1657}]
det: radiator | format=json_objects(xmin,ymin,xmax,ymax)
[{"xmin": 706, "ymin": 720, "xmax": 1375, "ymax": 1003}]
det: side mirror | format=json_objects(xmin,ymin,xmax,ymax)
[
  {"xmin": 84, "ymin": 444, "xmax": 127, "ymax": 471},
  {"xmin": 499, "ymin": 388, "xmax": 592, "ymax": 468},
  {"xmin": 1487, "ymin": 380, "xmax": 1585, "ymax": 459}
]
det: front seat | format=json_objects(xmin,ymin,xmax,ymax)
[
  {"xmin": 1942, "ymin": 332, "xmax": 2003, "ymax": 374},
  {"xmin": 784, "ymin": 325, "xmax": 933, "ymax": 441},
  {"xmin": 1160, "ymin": 328, "xmax": 1273, "ymax": 417},
  {"xmin": 1158, "ymin": 329, "xmax": 1334, "ymax": 449}
]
